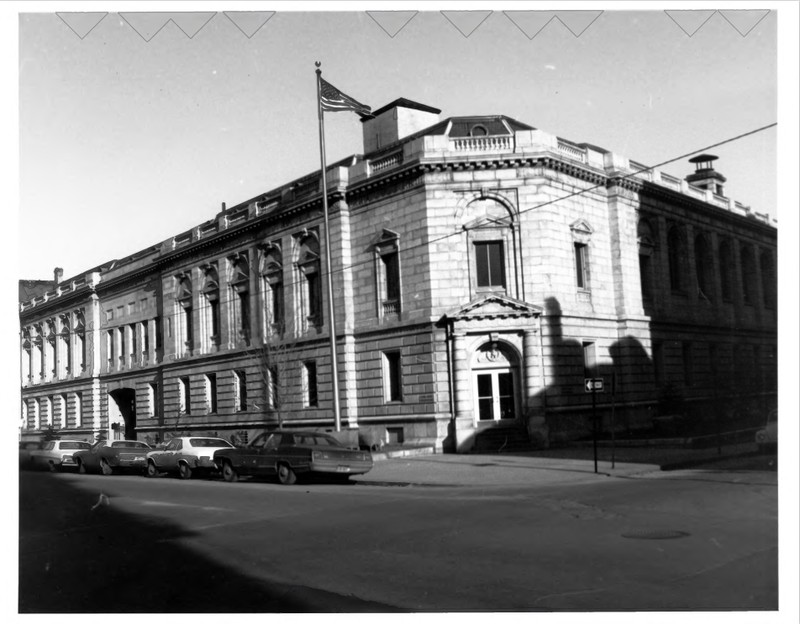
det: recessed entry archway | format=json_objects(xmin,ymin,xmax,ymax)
[
  {"xmin": 471, "ymin": 341, "xmax": 520, "ymax": 424},
  {"xmin": 108, "ymin": 388, "xmax": 137, "ymax": 440}
]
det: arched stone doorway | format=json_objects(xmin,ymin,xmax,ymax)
[
  {"xmin": 108, "ymin": 388, "xmax": 137, "ymax": 440},
  {"xmin": 472, "ymin": 341, "xmax": 521, "ymax": 425}
]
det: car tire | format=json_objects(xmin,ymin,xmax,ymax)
[
  {"xmin": 100, "ymin": 459, "xmax": 114, "ymax": 476},
  {"xmin": 146, "ymin": 461, "xmax": 159, "ymax": 478},
  {"xmin": 277, "ymin": 463, "xmax": 297, "ymax": 486},
  {"xmin": 222, "ymin": 461, "xmax": 238, "ymax": 483},
  {"xmin": 178, "ymin": 462, "xmax": 193, "ymax": 480}
]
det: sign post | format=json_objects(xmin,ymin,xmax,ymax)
[{"xmin": 584, "ymin": 377, "xmax": 604, "ymax": 473}]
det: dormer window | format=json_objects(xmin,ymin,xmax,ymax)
[{"xmin": 470, "ymin": 124, "xmax": 488, "ymax": 137}]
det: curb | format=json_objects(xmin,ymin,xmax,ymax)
[
  {"xmin": 659, "ymin": 449, "xmax": 764, "ymax": 471},
  {"xmin": 371, "ymin": 446, "xmax": 437, "ymax": 462}
]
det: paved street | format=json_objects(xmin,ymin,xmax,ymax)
[{"xmin": 19, "ymin": 454, "xmax": 778, "ymax": 613}]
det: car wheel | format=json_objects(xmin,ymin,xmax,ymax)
[
  {"xmin": 146, "ymin": 461, "xmax": 159, "ymax": 478},
  {"xmin": 178, "ymin": 462, "xmax": 193, "ymax": 480},
  {"xmin": 222, "ymin": 461, "xmax": 238, "ymax": 483},
  {"xmin": 100, "ymin": 459, "xmax": 114, "ymax": 476},
  {"xmin": 77, "ymin": 460, "xmax": 87, "ymax": 474},
  {"xmin": 277, "ymin": 463, "xmax": 297, "ymax": 486}
]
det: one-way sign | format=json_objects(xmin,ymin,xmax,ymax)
[{"xmin": 584, "ymin": 378, "xmax": 604, "ymax": 392}]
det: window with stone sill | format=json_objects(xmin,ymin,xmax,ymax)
[
  {"xmin": 201, "ymin": 264, "xmax": 221, "ymax": 350},
  {"xmin": 297, "ymin": 234, "xmax": 322, "ymax": 330},
  {"xmin": 304, "ymin": 360, "xmax": 318, "ymax": 408},
  {"xmin": 176, "ymin": 273, "xmax": 194, "ymax": 354},
  {"xmin": 228, "ymin": 253, "xmax": 251, "ymax": 343},
  {"xmin": 740, "ymin": 244, "xmax": 757, "ymax": 306},
  {"xmin": 667, "ymin": 225, "xmax": 686, "ymax": 294},
  {"xmin": 718, "ymin": 239, "xmax": 735, "ymax": 302},
  {"xmin": 570, "ymin": 219, "xmax": 594, "ymax": 297},
  {"xmin": 383, "ymin": 350, "xmax": 403, "ymax": 403},
  {"xmin": 374, "ymin": 229, "xmax": 401, "ymax": 319},
  {"xmin": 260, "ymin": 245, "xmax": 285, "ymax": 335}
]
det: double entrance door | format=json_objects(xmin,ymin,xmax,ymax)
[{"xmin": 475, "ymin": 369, "xmax": 517, "ymax": 422}]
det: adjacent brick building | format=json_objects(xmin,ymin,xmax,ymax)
[{"xmin": 19, "ymin": 99, "xmax": 777, "ymax": 451}]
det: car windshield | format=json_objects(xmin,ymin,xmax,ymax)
[
  {"xmin": 189, "ymin": 438, "xmax": 233, "ymax": 448},
  {"xmin": 60, "ymin": 441, "xmax": 90, "ymax": 450},
  {"xmin": 111, "ymin": 441, "xmax": 150, "ymax": 449}
]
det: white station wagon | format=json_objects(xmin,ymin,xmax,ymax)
[{"xmin": 145, "ymin": 436, "xmax": 234, "ymax": 479}]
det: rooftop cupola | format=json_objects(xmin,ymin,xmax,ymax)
[
  {"xmin": 685, "ymin": 154, "xmax": 727, "ymax": 197},
  {"xmin": 361, "ymin": 98, "xmax": 441, "ymax": 154}
]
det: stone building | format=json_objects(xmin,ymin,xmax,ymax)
[{"xmin": 19, "ymin": 99, "xmax": 777, "ymax": 451}]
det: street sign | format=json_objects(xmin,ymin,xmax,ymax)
[{"xmin": 584, "ymin": 378, "xmax": 604, "ymax": 393}]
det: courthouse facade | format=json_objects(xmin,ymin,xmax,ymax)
[{"xmin": 19, "ymin": 99, "xmax": 777, "ymax": 451}]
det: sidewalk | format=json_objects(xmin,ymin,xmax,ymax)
[{"xmin": 356, "ymin": 441, "xmax": 763, "ymax": 487}]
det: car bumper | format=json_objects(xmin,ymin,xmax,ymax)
[{"xmin": 310, "ymin": 459, "xmax": 373, "ymax": 475}]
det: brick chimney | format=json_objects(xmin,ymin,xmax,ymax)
[
  {"xmin": 53, "ymin": 267, "xmax": 63, "ymax": 286},
  {"xmin": 362, "ymin": 98, "xmax": 441, "ymax": 154},
  {"xmin": 686, "ymin": 154, "xmax": 727, "ymax": 196}
]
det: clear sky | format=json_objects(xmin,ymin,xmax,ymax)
[{"xmin": 15, "ymin": 3, "xmax": 781, "ymax": 281}]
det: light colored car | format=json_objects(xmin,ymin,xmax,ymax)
[
  {"xmin": 146, "ymin": 436, "xmax": 234, "ymax": 479},
  {"xmin": 30, "ymin": 439, "xmax": 91, "ymax": 471},
  {"xmin": 755, "ymin": 409, "xmax": 777, "ymax": 454}
]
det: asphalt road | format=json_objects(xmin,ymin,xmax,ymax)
[{"xmin": 19, "ymin": 458, "xmax": 778, "ymax": 613}]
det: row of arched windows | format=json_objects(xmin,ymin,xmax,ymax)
[{"xmin": 640, "ymin": 219, "xmax": 776, "ymax": 309}]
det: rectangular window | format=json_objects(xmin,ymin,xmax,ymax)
[
  {"xmin": 205, "ymin": 374, "xmax": 217, "ymax": 413},
  {"xmin": 682, "ymin": 342, "xmax": 694, "ymax": 386},
  {"xmin": 582, "ymin": 341, "xmax": 596, "ymax": 377},
  {"xmin": 383, "ymin": 351, "xmax": 403, "ymax": 402},
  {"xmin": 74, "ymin": 392, "xmax": 82, "ymax": 427},
  {"xmin": 382, "ymin": 251, "xmax": 400, "ymax": 303},
  {"xmin": 234, "ymin": 370, "xmax": 248, "ymax": 412},
  {"xmin": 574, "ymin": 243, "xmax": 589, "ymax": 290},
  {"xmin": 652, "ymin": 341, "xmax": 664, "ymax": 387},
  {"xmin": 304, "ymin": 361, "xmax": 318, "ymax": 407},
  {"xmin": 210, "ymin": 299, "xmax": 220, "ymax": 337},
  {"xmin": 148, "ymin": 382, "xmax": 157, "ymax": 417},
  {"xmin": 307, "ymin": 272, "xmax": 322, "ymax": 322},
  {"xmin": 475, "ymin": 241, "xmax": 505, "ymax": 288},
  {"xmin": 639, "ymin": 253, "xmax": 652, "ymax": 301},
  {"xmin": 61, "ymin": 393, "xmax": 69, "ymax": 428},
  {"xmin": 106, "ymin": 330, "xmax": 114, "ymax": 370},
  {"xmin": 239, "ymin": 291, "xmax": 250, "ymax": 334},
  {"xmin": 180, "ymin": 377, "xmax": 191, "ymax": 414},
  {"xmin": 270, "ymin": 282, "xmax": 284, "ymax": 327},
  {"xmin": 268, "ymin": 366, "xmax": 279, "ymax": 408},
  {"xmin": 118, "ymin": 327, "xmax": 125, "ymax": 366}
]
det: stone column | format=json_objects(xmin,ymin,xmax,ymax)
[
  {"xmin": 452, "ymin": 331, "xmax": 474, "ymax": 452},
  {"xmin": 523, "ymin": 327, "xmax": 549, "ymax": 448}
]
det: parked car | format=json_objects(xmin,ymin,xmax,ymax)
[
  {"xmin": 73, "ymin": 440, "xmax": 152, "ymax": 475},
  {"xmin": 30, "ymin": 440, "xmax": 91, "ymax": 471},
  {"xmin": 755, "ymin": 408, "xmax": 777, "ymax": 454},
  {"xmin": 146, "ymin": 436, "xmax": 234, "ymax": 479},
  {"xmin": 19, "ymin": 441, "xmax": 42, "ymax": 470},
  {"xmin": 214, "ymin": 430, "xmax": 373, "ymax": 485}
]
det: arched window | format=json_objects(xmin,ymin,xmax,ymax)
[
  {"xmin": 667, "ymin": 225, "xmax": 684, "ymax": 293},
  {"xmin": 176, "ymin": 274, "xmax": 194, "ymax": 353},
  {"xmin": 740, "ymin": 244, "xmax": 757, "ymax": 305},
  {"xmin": 718, "ymin": 239, "xmax": 734, "ymax": 301},
  {"xmin": 261, "ymin": 245, "xmax": 284, "ymax": 332},
  {"xmin": 637, "ymin": 218, "xmax": 656, "ymax": 301},
  {"xmin": 229, "ymin": 253, "xmax": 251, "ymax": 341},
  {"xmin": 297, "ymin": 235, "xmax": 322, "ymax": 328},
  {"xmin": 694, "ymin": 233, "xmax": 714, "ymax": 301},
  {"xmin": 760, "ymin": 250, "xmax": 776, "ymax": 308},
  {"xmin": 201, "ymin": 264, "xmax": 220, "ymax": 347}
]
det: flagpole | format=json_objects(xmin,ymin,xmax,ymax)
[{"xmin": 315, "ymin": 61, "xmax": 342, "ymax": 432}]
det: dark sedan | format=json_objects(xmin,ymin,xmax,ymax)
[
  {"xmin": 214, "ymin": 430, "xmax": 373, "ymax": 485},
  {"xmin": 73, "ymin": 440, "xmax": 152, "ymax": 475}
]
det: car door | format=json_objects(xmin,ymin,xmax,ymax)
[
  {"xmin": 158, "ymin": 439, "xmax": 181, "ymax": 471},
  {"xmin": 253, "ymin": 433, "xmax": 282, "ymax": 475},
  {"xmin": 86, "ymin": 441, "xmax": 107, "ymax": 469}
]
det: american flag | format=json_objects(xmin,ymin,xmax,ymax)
[{"xmin": 320, "ymin": 77, "xmax": 372, "ymax": 118}]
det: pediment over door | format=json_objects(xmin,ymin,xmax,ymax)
[{"xmin": 444, "ymin": 294, "xmax": 542, "ymax": 322}]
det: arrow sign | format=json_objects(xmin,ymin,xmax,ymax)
[{"xmin": 584, "ymin": 378, "xmax": 604, "ymax": 392}]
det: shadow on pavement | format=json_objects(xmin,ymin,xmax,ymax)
[{"xmin": 19, "ymin": 471, "xmax": 403, "ymax": 613}]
